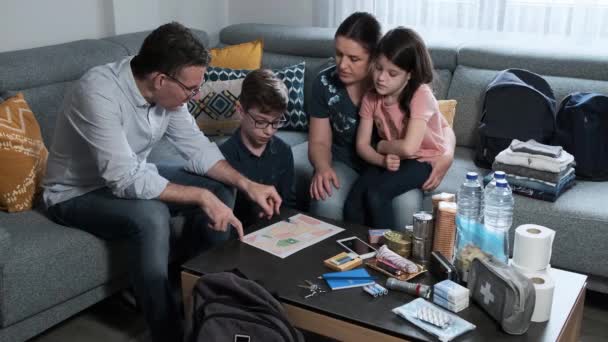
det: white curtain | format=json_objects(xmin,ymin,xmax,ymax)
[{"xmin": 315, "ymin": 0, "xmax": 608, "ymax": 46}]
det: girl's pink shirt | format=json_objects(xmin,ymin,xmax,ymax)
[{"xmin": 359, "ymin": 84, "xmax": 449, "ymax": 161}]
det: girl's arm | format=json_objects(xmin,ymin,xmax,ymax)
[
  {"xmin": 356, "ymin": 117, "xmax": 386, "ymax": 167},
  {"xmin": 377, "ymin": 118, "xmax": 427, "ymax": 158}
]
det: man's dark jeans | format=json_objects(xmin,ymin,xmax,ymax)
[{"xmin": 47, "ymin": 165, "xmax": 235, "ymax": 342}]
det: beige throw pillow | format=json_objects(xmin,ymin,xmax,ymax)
[{"xmin": 438, "ymin": 99, "xmax": 457, "ymax": 128}]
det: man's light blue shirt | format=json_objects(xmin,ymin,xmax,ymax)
[{"xmin": 43, "ymin": 57, "xmax": 224, "ymax": 207}]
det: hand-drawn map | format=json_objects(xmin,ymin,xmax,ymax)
[{"xmin": 242, "ymin": 214, "xmax": 344, "ymax": 258}]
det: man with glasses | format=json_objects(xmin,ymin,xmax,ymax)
[
  {"xmin": 220, "ymin": 69, "xmax": 296, "ymax": 227},
  {"xmin": 42, "ymin": 22, "xmax": 282, "ymax": 342}
]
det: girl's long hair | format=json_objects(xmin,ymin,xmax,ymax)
[{"xmin": 375, "ymin": 27, "xmax": 434, "ymax": 117}]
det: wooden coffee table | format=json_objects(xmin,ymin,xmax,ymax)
[{"xmin": 181, "ymin": 209, "xmax": 586, "ymax": 341}]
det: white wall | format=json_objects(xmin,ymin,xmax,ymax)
[
  {"xmin": 0, "ymin": 0, "xmax": 314, "ymax": 53},
  {"xmin": 228, "ymin": 0, "xmax": 314, "ymax": 26},
  {"xmin": 0, "ymin": 0, "xmax": 228, "ymax": 53},
  {"xmin": 0, "ymin": 0, "xmax": 114, "ymax": 53}
]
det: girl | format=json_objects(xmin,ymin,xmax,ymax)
[{"xmin": 343, "ymin": 27, "xmax": 451, "ymax": 229}]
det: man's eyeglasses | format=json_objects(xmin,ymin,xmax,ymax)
[
  {"xmin": 245, "ymin": 111, "xmax": 287, "ymax": 129},
  {"xmin": 165, "ymin": 74, "xmax": 203, "ymax": 99}
]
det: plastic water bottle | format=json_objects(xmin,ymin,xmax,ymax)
[
  {"xmin": 484, "ymin": 171, "xmax": 508, "ymax": 197},
  {"xmin": 456, "ymin": 172, "xmax": 484, "ymax": 223},
  {"xmin": 483, "ymin": 179, "xmax": 514, "ymax": 263}
]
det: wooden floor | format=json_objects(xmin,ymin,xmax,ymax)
[{"xmin": 30, "ymin": 290, "xmax": 608, "ymax": 342}]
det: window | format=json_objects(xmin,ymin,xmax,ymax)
[{"xmin": 316, "ymin": 0, "xmax": 608, "ymax": 47}]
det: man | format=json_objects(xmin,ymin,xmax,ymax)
[
  {"xmin": 220, "ymin": 69, "xmax": 296, "ymax": 227},
  {"xmin": 43, "ymin": 22, "xmax": 281, "ymax": 342}
]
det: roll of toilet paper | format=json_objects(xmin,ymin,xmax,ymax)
[
  {"xmin": 512, "ymin": 224, "xmax": 555, "ymax": 272},
  {"xmin": 524, "ymin": 270, "xmax": 555, "ymax": 322}
]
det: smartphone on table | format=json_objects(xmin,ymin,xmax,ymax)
[{"xmin": 336, "ymin": 236, "xmax": 377, "ymax": 259}]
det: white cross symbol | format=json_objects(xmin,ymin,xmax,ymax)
[{"xmin": 480, "ymin": 282, "xmax": 495, "ymax": 305}]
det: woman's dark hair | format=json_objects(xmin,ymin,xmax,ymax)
[
  {"xmin": 375, "ymin": 27, "xmax": 434, "ymax": 118},
  {"xmin": 131, "ymin": 22, "xmax": 210, "ymax": 79},
  {"xmin": 335, "ymin": 12, "xmax": 381, "ymax": 54}
]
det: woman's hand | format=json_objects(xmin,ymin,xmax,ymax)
[
  {"xmin": 383, "ymin": 154, "xmax": 400, "ymax": 171},
  {"xmin": 418, "ymin": 152, "xmax": 454, "ymax": 191},
  {"xmin": 309, "ymin": 166, "xmax": 340, "ymax": 201}
]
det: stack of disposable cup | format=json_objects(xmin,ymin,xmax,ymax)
[
  {"xmin": 432, "ymin": 193, "xmax": 455, "ymax": 224},
  {"xmin": 433, "ymin": 201, "xmax": 458, "ymax": 261},
  {"xmin": 510, "ymin": 224, "xmax": 556, "ymax": 322}
]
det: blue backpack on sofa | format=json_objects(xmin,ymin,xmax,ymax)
[
  {"xmin": 475, "ymin": 69, "xmax": 557, "ymax": 169},
  {"xmin": 554, "ymin": 92, "xmax": 608, "ymax": 181}
]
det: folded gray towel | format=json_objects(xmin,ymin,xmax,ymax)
[
  {"xmin": 492, "ymin": 160, "xmax": 574, "ymax": 184},
  {"xmin": 510, "ymin": 139, "xmax": 563, "ymax": 158}
]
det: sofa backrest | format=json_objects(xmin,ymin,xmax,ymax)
[
  {"xmin": 219, "ymin": 23, "xmax": 458, "ymax": 117},
  {"xmin": 0, "ymin": 30, "xmax": 209, "ymax": 147},
  {"xmin": 221, "ymin": 24, "xmax": 608, "ymax": 149},
  {"xmin": 449, "ymin": 44, "xmax": 608, "ymax": 147}
]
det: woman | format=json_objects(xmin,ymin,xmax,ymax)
[{"xmin": 307, "ymin": 12, "xmax": 456, "ymax": 226}]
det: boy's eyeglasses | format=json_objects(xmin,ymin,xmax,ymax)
[
  {"xmin": 245, "ymin": 111, "xmax": 287, "ymax": 129},
  {"xmin": 165, "ymin": 74, "xmax": 204, "ymax": 99}
]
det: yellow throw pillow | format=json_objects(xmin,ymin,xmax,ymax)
[
  {"xmin": 438, "ymin": 99, "xmax": 457, "ymax": 128},
  {"xmin": 210, "ymin": 39, "xmax": 263, "ymax": 70},
  {"xmin": 0, "ymin": 93, "xmax": 48, "ymax": 212}
]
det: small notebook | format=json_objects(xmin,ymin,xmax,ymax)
[{"xmin": 322, "ymin": 268, "xmax": 375, "ymax": 290}]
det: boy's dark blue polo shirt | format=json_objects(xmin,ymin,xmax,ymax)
[{"xmin": 219, "ymin": 129, "xmax": 295, "ymax": 226}]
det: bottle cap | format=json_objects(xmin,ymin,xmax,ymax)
[
  {"xmin": 494, "ymin": 171, "xmax": 506, "ymax": 179},
  {"xmin": 465, "ymin": 172, "xmax": 478, "ymax": 180},
  {"xmin": 496, "ymin": 179, "xmax": 509, "ymax": 187}
]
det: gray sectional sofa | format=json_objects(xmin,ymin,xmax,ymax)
[{"xmin": 1, "ymin": 23, "xmax": 607, "ymax": 341}]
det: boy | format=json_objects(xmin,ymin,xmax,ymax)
[{"xmin": 220, "ymin": 69, "xmax": 296, "ymax": 227}]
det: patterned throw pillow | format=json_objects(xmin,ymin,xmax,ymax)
[
  {"xmin": 188, "ymin": 62, "xmax": 307, "ymax": 134},
  {"xmin": 188, "ymin": 79, "xmax": 243, "ymax": 136},
  {"xmin": 0, "ymin": 93, "xmax": 48, "ymax": 212}
]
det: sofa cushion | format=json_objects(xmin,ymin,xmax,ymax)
[
  {"xmin": 210, "ymin": 39, "xmax": 263, "ymax": 69},
  {"xmin": 0, "ymin": 210, "xmax": 130, "ymax": 327},
  {"xmin": 434, "ymin": 146, "xmax": 608, "ymax": 279},
  {"xmin": 0, "ymin": 40, "xmax": 126, "ymax": 92},
  {"xmin": 221, "ymin": 23, "xmax": 336, "ymax": 58},
  {"xmin": 2, "ymin": 82, "xmax": 72, "ymax": 146},
  {"xmin": 459, "ymin": 43, "xmax": 608, "ymax": 81},
  {"xmin": 0, "ymin": 94, "xmax": 48, "ymax": 213}
]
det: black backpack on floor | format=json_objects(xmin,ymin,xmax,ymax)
[
  {"xmin": 475, "ymin": 69, "xmax": 557, "ymax": 168},
  {"xmin": 554, "ymin": 92, "xmax": 608, "ymax": 181},
  {"xmin": 190, "ymin": 271, "xmax": 304, "ymax": 342}
]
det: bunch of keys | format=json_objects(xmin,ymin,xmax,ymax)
[
  {"xmin": 416, "ymin": 306, "xmax": 452, "ymax": 329},
  {"xmin": 297, "ymin": 280, "xmax": 326, "ymax": 299}
]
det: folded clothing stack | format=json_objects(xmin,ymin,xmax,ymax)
[
  {"xmin": 432, "ymin": 280, "xmax": 469, "ymax": 313},
  {"xmin": 489, "ymin": 139, "xmax": 576, "ymax": 202}
]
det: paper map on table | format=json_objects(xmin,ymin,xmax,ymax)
[{"xmin": 242, "ymin": 214, "xmax": 344, "ymax": 258}]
